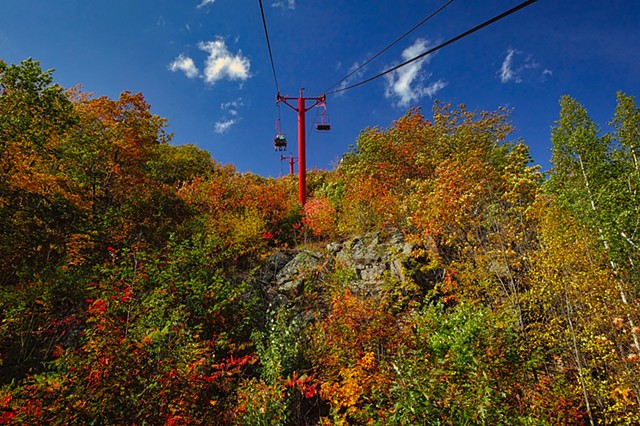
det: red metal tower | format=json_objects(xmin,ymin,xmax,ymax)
[
  {"xmin": 277, "ymin": 89, "xmax": 326, "ymax": 205},
  {"xmin": 280, "ymin": 155, "xmax": 296, "ymax": 175}
]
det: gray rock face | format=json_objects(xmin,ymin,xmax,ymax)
[
  {"xmin": 332, "ymin": 230, "xmax": 413, "ymax": 290},
  {"xmin": 254, "ymin": 250, "xmax": 324, "ymax": 308},
  {"xmin": 255, "ymin": 230, "xmax": 415, "ymax": 309},
  {"xmin": 275, "ymin": 251, "xmax": 323, "ymax": 296}
]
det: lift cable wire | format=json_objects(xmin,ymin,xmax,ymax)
[
  {"xmin": 258, "ymin": 0, "xmax": 280, "ymax": 93},
  {"xmin": 308, "ymin": 106, "xmax": 319, "ymax": 140},
  {"xmin": 327, "ymin": 0, "xmax": 538, "ymax": 96},
  {"xmin": 275, "ymin": 102, "xmax": 283, "ymax": 135},
  {"xmin": 326, "ymin": 0, "xmax": 455, "ymax": 93}
]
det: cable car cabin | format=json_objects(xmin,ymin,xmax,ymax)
[
  {"xmin": 274, "ymin": 134, "xmax": 287, "ymax": 151},
  {"xmin": 315, "ymin": 123, "xmax": 331, "ymax": 131}
]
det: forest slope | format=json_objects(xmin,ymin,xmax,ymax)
[{"xmin": 1, "ymin": 59, "xmax": 640, "ymax": 425}]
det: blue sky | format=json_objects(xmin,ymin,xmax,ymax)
[{"xmin": 1, "ymin": 0, "xmax": 639, "ymax": 177}]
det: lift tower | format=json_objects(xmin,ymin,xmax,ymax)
[{"xmin": 277, "ymin": 89, "xmax": 326, "ymax": 205}]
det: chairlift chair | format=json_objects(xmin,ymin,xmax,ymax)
[
  {"xmin": 315, "ymin": 103, "xmax": 331, "ymax": 132},
  {"xmin": 273, "ymin": 112, "xmax": 287, "ymax": 151},
  {"xmin": 274, "ymin": 134, "xmax": 287, "ymax": 151}
]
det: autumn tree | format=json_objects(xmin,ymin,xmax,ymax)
[
  {"xmin": 0, "ymin": 61, "xmax": 217, "ymax": 389},
  {"xmin": 547, "ymin": 95, "xmax": 640, "ymax": 356},
  {"xmin": 339, "ymin": 104, "xmax": 541, "ymax": 318},
  {"xmin": 609, "ymin": 92, "xmax": 640, "ymax": 280},
  {"xmin": 520, "ymin": 94, "xmax": 640, "ymax": 424},
  {"xmin": 0, "ymin": 59, "xmax": 78, "ymax": 282},
  {"xmin": 524, "ymin": 198, "xmax": 640, "ymax": 425},
  {"xmin": 64, "ymin": 90, "xmax": 185, "ymax": 255}
]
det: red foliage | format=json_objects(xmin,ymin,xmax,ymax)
[
  {"xmin": 285, "ymin": 371, "xmax": 318, "ymax": 399},
  {"xmin": 88, "ymin": 298, "xmax": 107, "ymax": 315},
  {"xmin": 0, "ymin": 411, "xmax": 16, "ymax": 425},
  {"xmin": 302, "ymin": 196, "xmax": 336, "ymax": 238}
]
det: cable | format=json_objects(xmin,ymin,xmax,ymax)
[
  {"xmin": 258, "ymin": 0, "xmax": 280, "ymax": 93},
  {"xmin": 326, "ymin": 0, "xmax": 455, "ymax": 93},
  {"xmin": 275, "ymin": 103, "xmax": 283, "ymax": 135},
  {"xmin": 328, "ymin": 0, "xmax": 538, "ymax": 95},
  {"xmin": 308, "ymin": 107, "xmax": 319, "ymax": 141}
]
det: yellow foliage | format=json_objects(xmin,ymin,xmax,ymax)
[
  {"xmin": 227, "ymin": 208, "xmax": 266, "ymax": 248},
  {"xmin": 65, "ymin": 233, "xmax": 95, "ymax": 266}
]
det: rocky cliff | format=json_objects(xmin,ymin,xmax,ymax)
[{"xmin": 253, "ymin": 229, "xmax": 424, "ymax": 315}]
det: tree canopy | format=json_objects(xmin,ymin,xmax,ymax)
[{"xmin": 1, "ymin": 59, "xmax": 639, "ymax": 425}]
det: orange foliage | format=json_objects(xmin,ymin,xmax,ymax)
[
  {"xmin": 410, "ymin": 150, "xmax": 493, "ymax": 246},
  {"xmin": 310, "ymin": 291, "xmax": 408, "ymax": 423},
  {"xmin": 303, "ymin": 196, "xmax": 337, "ymax": 238}
]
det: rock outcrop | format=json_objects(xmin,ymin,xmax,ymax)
[
  {"xmin": 253, "ymin": 230, "xmax": 416, "ymax": 311},
  {"xmin": 328, "ymin": 229, "xmax": 413, "ymax": 293}
]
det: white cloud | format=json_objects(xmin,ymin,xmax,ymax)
[
  {"xmin": 197, "ymin": 0, "xmax": 215, "ymax": 9},
  {"xmin": 169, "ymin": 38, "xmax": 251, "ymax": 85},
  {"xmin": 214, "ymin": 119, "xmax": 237, "ymax": 134},
  {"xmin": 221, "ymin": 98, "xmax": 244, "ymax": 110},
  {"xmin": 331, "ymin": 61, "xmax": 366, "ymax": 95},
  {"xmin": 198, "ymin": 39, "xmax": 251, "ymax": 84},
  {"xmin": 384, "ymin": 38, "xmax": 447, "ymax": 107},
  {"xmin": 499, "ymin": 49, "xmax": 550, "ymax": 83},
  {"xmin": 523, "ymin": 54, "xmax": 540, "ymax": 70},
  {"xmin": 221, "ymin": 97, "xmax": 244, "ymax": 116},
  {"xmin": 272, "ymin": 0, "xmax": 295, "ymax": 10},
  {"xmin": 213, "ymin": 98, "xmax": 244, "ymax": 133},
  {"xmin": 499, "ymin": 49, "xmax": 519, "ymax": 83},
  {"xmin": 168, "ymin": 54, "xmax": 200, "ymax": 79}
]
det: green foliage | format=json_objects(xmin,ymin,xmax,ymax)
[
  {"xmin": 388, "ymin": 303, "xmax": 524, "ymax": 425},
  {"xmin": 0, "ymin": 267, "xmax": 88, "ymax": 383},
  {"xmin": 608, "ymin": 92, "xmax": 640, "ymax": 275},
  {"xmin": 235, "ymin": 377, "xmax": 290, "ymax": 425},
  {"xmin": 146, "ymin": 143, "xmax": 217, "ymax": 185},
  {"xmin": 3, "ymin": 241, "xmax": 260, "ymax": 424},
  {"xmin": 533, "ymin": 93, "xmax": 640, "ymax": 424},
  {"xmin": 235, "ymin": 308, "xmax": 307, "ymax": 425},
  {"xmin": 547, "ymin": 93, "xmax": 640, "ymax": 275},
  {"xmin": 547, "ymin": 95, "xmax": 609, "ymax": 227},
  {"xmin": 0, "ymin": 59, "xmax": 79, "ymax": 282},
  {"xmin": 253, "ymin": 307, "xmax": 303, "ymax": 385}
]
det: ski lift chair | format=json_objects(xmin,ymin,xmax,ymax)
[
  {"xmin": 274, "ymin": 134, "xmax": 287, "ymax": 151},
  {"xmin": 315, "ymin": 103, "xmax": 331, "ymax": 132}
]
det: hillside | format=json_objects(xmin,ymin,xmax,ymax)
[{"xmin": 1, "ymin": 59, "xmax": 640, "ymax": 425}]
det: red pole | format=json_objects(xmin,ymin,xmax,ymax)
[
  {"xmin": 289, "ymin": 157, "xmax": 295, "ymax": 175},
  {"xmin": 277, "ymin": 90, "xmax": 325, "ymax": 206},
  {"xmin": 297, "ymin": 88, "xmax": 306, "ymax": 206}
]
